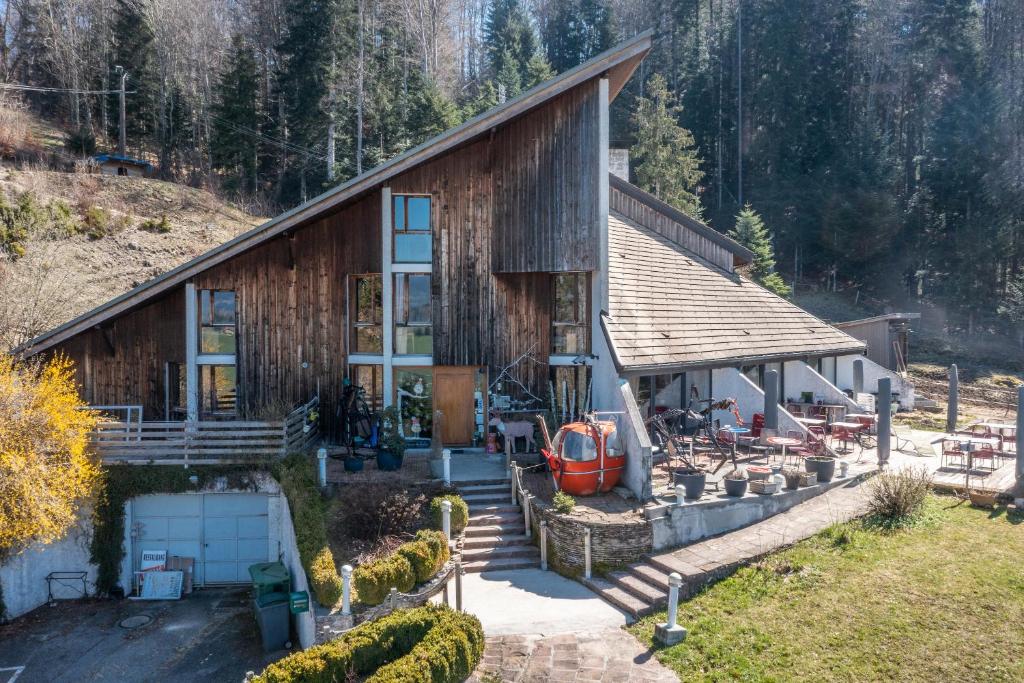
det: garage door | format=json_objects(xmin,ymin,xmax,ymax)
[{"xmin": 132, "ymin": 493, "xmax": 271, "ymax": 585}]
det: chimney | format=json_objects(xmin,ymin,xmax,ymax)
[{"xmin": 609, "ymin": 149, "xmax": 629, "ymax": 181}]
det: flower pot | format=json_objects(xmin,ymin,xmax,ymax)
[
  {"xmin": 806, "ymin": 456, "xmax": 836, "ymax": 483},
  {"xmin": 343, "ymin": 457, "xmax": 364, "ymax": 473},
  {"xmin": 724, "ymin": 477, "xmax": 748, "ymax": 497},
  {"xmin": 783, "ymin": 472, "xmax": 801, "ymax": 490},
  {"xmin": 749, "ymin": 479, "xmax": 780, "ymax": 495},
  {"xmin": 673, "ymin": 471, "xmax": 707, "ymax": 499},
  {"xmin": 799, "ymin": 471, "xmax": 817, "ymax": 487},
  {"xmin": 746, "ymin": 466, "xmax": 771, "ymax": 481},
  {"xmin": 376, "ymin": 449, "xmax": 404, "ymax": 471}
]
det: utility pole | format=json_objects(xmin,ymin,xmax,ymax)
[
  {"xmin": 736, "ymin": 0, "xmax": 743, "ymax": 208},
  {"xmin": 115, "ymin": 65, "xmax": 128, "ymax": 158}
]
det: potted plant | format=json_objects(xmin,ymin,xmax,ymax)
[
  {"xmin": 724, "ymin": 469, "xmax": 748, "ymax": 497},
  {"xmin": 782, "ymin": 468, "xmax": 802, "ymax": 490},
  {"xmin": 343, "ymin": 452, "xmax": 364, "ymax": 473},
  {"xmin": 805, "ymin": 455, "xmax": 836, "ymax": 482},
  {"xmin": 303, "ymin": 409, "xmax": 319, "ymax": 434},
  {"xmin": 671, "ymin": 449, "xmax": 708, "ymax": 500},
  {"xmin": 376, "ymin": 406, "xmax": 406, "ymax": 471},
  {"xmin": 746, "ymin": 465, "xmax": 771, "ymax": 481}
]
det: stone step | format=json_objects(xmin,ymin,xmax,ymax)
[
  {"xmin": 459, "ymin": 484, "xmax": 510, "ymax": 495},
  {"xmin": 467, "ymin": 512, "xmax": 522, "ymax": 526},
  {"xmin": 581, "ymin": 576, "xmax": 649, "ymax": 619},
  {"xmin": 467, "ymin": 504, "xmax": 520, "ymax": 514},
  {"xmin": 462, "ymin": 534, "xmax": 531, "ymax": 549},
  {"xmin": 606, "ymin": 571, "xmax": 667, "ymax": 607},
  {"xmin": 464, "ymin": 524, "xmax": 526, "ymax": 538},
  {"xmin": 461, "ymin": 544, "xmax": 539, "ymax": 561},
  {"xmin": 462, "ymin": 493, "xmax": 511, "ymax": 504},
  {"xmin": 462, "ymin": 555, "xmax": 540, "ymax": 573},
  {"xmin": 627, "ymin": 563, "xmax": 672, "ymax": 593},
  {"xmin": 453, "ymin": 478, "xmax": 509, "ymax": 488}
]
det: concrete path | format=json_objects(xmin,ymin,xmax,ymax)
[{"xmin": 448, "ymin": 569, "xmax": 678, "ymax": 682}]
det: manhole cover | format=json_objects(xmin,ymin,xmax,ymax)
[{"xmin": 119, "ymin": 614, "xmax": 153, "ymax": 629}]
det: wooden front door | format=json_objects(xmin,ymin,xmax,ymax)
[{"xmin": 434, "ymin": 366, "xmax": 479, "ymax": 446}]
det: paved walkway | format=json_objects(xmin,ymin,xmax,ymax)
[{"xmin": 649, "ymin": 477, "xmax": 868, "ymax": 589}]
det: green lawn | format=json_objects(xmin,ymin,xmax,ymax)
[{"xmin": 631, "ymin": 497, "xmax": 1024, "ymax": 682}]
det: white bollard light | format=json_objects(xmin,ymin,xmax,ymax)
[
  {"xmin": 442, "ymin": 448, "xmax": 452, "ymax": 486},
  {"xmin": 584, "ymin": 527, "xmax": 592, "ymax": 580},
  {"xmin": 317, "ymin": 448, "xmax": 328, "ymax": 488},
  {"xmin": 540, "ymin": 521, "xmax": 548, "ymax": 570},
  {"xmin": 441, "ymin": 499, "xmax": 452, "ymax": 541},
  {"xmin": 341, "ymin": 564, "xmax": 353, "ymax": 616},
  {"xmin": 675, "ymin": 484, "xmax": 686, "ymax": 506},
  {"xmin": 655, "ymin": 572, "xmax": 688, "ymax": 645}
]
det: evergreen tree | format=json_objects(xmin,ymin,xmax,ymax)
[
  {"xmin": 406, "ymin": 78, "xmax": 462, "ymax": 141},
  {"xmin": 543, "ymin": 0, "xmax": 614, "ymax": 73},
  {"xmin": 630, "ymin": 73, "xmax": 704, "ymax": 217},
  {"xmin": 484, "ymin": 0, "xmax": 551, "ymax": 98},
  {"xmin": 729, "ymin": 205, "xmax": 791, "ymax": 298},
  {"xmin": 212, "ymin": 35, "xmax": 260, "ymax": 194},
  {"xmin": 107, "ymin": 0, "xmax": 158, "ymax": 150}
]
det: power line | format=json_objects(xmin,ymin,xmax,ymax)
[
  {"xmin": 0, "ymin": 83, "xmax": 135, "ymax": 96},
  {"xmin": 209, "ymin": 113, "xmax": 328, "ymax": 161}
]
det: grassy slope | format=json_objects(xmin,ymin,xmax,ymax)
[{"xmin": 631, "ymin": 497, "xmax": 1024, "ymax": 682}]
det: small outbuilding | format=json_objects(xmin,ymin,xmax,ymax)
[
  {"xmin": 834, "ymin": 313, "xmax": 920, "ymax": 372},
  {"xmin": 94, "ymin": 153, "xmax": 153, "ymax": 177}
]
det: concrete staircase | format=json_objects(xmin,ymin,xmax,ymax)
[{"xmin": 458, "ymin": 479, "xmax": 540, "ymax": 573}]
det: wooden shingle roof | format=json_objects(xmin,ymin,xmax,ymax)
[{"xmin": 604, "ymin": 211, "xmax": 865, "ymax": 372}]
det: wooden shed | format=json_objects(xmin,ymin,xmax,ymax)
[{"xmin": 834, "ymin": 313, "xmax": 920, "ymax": 372}]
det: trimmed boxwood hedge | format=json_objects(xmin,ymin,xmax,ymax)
[
  {"xmin": 414, "ymin": 529, "xmax": 450, "ymax": 573},
  {"xmin": 354, "ymin": 530, "xmax": 450, "ymax": 605},
  {"xmin": 429, "ymin": 494, "xmax": 468, "ymax": 534},
  {"xmin": 252, "ymin": 604, "xmax": 484, "ymax": 683}
]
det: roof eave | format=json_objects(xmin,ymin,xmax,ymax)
[{"xmin": 613, "ymin": 344, "xmax": 868, "ymax": 377}]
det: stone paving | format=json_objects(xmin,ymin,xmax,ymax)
[
  {"xmin": 469, "ymin": 630, "xmax": 679, "ymax": 683},
  {"xmin": 648, "ymin": 477, "xmax": 869, "ymax": 584}
]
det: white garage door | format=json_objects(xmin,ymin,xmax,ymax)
[{"xmin": 132, "ymin": 493, "xmax": 271, "ymax": 585}]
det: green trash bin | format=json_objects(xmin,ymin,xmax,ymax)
[
  {"xmin": 253, "ymin": 591, "xmax": 291, "ymax": 651},
  {"xmin": 248, "ymin": 562, "xmax": 290, "ymax": 598}
]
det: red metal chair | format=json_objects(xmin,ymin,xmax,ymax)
[
  {"xmin": 785, "ymin": 430, "xmax": 814, "ymax": 464},
  {"xmin": 832, "ymin": 425, "xmax": 855, "ymax": 453},
  {"xmin": 941, "ymin": 439, "xmax": 965, "ymax": 469},
  {"xmin": 972, "ymin": 443, "xmax": 997, "ymax": 471},
  {"xmin": 807, "ymin": 426, "xmax": 828, "ymax": 456}
]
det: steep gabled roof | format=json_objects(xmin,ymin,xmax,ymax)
[
  {"xmin": 603, "ymin": 210, "xmax": 864, "ymax": 373},
  {"xmin": 19, "ymin": 31, "xmax": 653, "ymax": 358}
]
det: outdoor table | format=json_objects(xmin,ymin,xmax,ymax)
[
  {"xmin": 766, "ymin": 436, "xmax": 802, "ymax": 463},
  {"xmin": 973, "ymin": 423, "xmax": 1016, "ymax": 451},
  {"xmin": 721, "ymin": 426, "xmax": 751, "ymax": 457},
  {"xmin": 795, "ymin": 417, "xmax": 826, "ymax": 427}
]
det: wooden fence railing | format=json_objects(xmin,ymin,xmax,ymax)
[{"xmin": 91, "ymin": 395, "xmax": 320, "ymax": 465}]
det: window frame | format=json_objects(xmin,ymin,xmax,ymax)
[
  {"xmin": 198, "ymin": 289, "xmax": 237, "ymax": 356},
  {"xmin": 551, "ymin": 272, "xmax": 590, "ymax": 355},
  {"xmin": 392, "ymin": 194, "xmax": 433, "ymax": 264},
  {"xmin": 394, "ymin": 272, "xmax": 432, "ymax": 355},
  {"xmin": 349, "ymin": 273, "xmax": 383, "ymax": 354}
]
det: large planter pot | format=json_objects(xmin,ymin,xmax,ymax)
[
  {"xmin": 746, "ymin": 466, "xmax": 771, "ymax": 481},
  {"xmin": 376, "ymin": 450, "xmax": 404, "ymax": 471},
  {"xmin": 724, "ymin": 477, "xmax": 748, "ymax": 497},
  {"xmin": 343, "ymin": 457, "xmax": 364, "ymax": 473},
  {"xmin": 805, "ymin": 456, "xmax": 836, "ymax": 483},
  {"xmin": 673, "ymin": 471, "xmax": 707, "ymax": 500}
]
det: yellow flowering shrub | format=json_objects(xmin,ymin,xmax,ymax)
[{"xmin": 0, "ymin": 354, "xmax": 99, "ymax": 557}]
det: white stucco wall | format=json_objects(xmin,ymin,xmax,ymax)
[
  {"xmin": 278, "ymin": 494, "xmax": 316, "ymax": 649},
  {"xmin": 710, "ymin": 367, "xmax": 808, "ymax": 437},
  {"xmin": 0, "ymin": 511, "xmax": 97, "ymax": 620},
  {"xmin": 836, "ymin": 354, "xmax": 915, "ymax": 410},
  {"xmin": 784, "ymin": 360, "xmax": 860, "ymax": 413}
]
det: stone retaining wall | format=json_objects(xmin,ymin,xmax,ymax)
[{"xmin": 526, "ymin": 497, "xmax": 652, "ymax": 577}]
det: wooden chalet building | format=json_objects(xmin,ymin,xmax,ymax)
[{"xmin": 19, "ymin": 33, "xmax": 908, "ymax": 479}]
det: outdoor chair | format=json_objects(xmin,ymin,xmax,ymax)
[
  {"xmin": 832, "ymin": 425, "xmax": 855, "ymax": 453},
  {"xmin": 941, "ymin": 439, "xmax": 966, "ymax": 469},
  {"xmin": 971, "ymin": 443, "xmax": 998, "ymax": 472},
  {"xmin": 807, "ymin": 426, "xmax": 828, "ymax": 456},
  {"xmin": 785, "ymin": 430, "xmax": 814, "ymax": 464}
]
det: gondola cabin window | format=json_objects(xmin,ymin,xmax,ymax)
[
  {"xmin": 393, "ymin": 194, "xmax": 432, "ymax": 263},
  {"xmin": 350, "ymin": 274, "xmax": 383, "ymax": 353},
  {"xmin": 552, "ymin": 273, "xmax": 589, "ymax": 354},
  {"xmin": 552, "ymin": 428, "xmax": 598, "ymax": 462}
]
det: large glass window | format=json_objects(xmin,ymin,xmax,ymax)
[
  {"xmin": 393, "ymin": 195, "xmax": 432, "ymax": 263},
  {"xmin": 394, "ymin": 368, "xmax": 433, "ymax": 439},
  {"xmin": 395, "ymin": 273, "xmax": 432, "ymax": 354},
  {"xmin": 199, "ymin": 365, "xmax": 237, "ymax": 418},
  {"xmin": 350, "ymin": 274, "xmax": 383, "ymax": 354},
  {"xmin": 552, "ymin": 273, "xmax": 589, "ymax": 354},
  {"xmin": 199, "ymin": 290, "xmax": 236, "ymax": 354},
  {"xmin": 350, "ymin": 364, "xmax": 384, "ymax": 412}
]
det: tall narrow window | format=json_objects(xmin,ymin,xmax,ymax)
[
  {"xmin": 350, "ymin": 364, "xmax": 384, "ymax": 412},
  {"xmin": 552, "ymin": 273, "xmax": 589, "ymax": 354},
  {"xmin": 350, "ymin": 274, "xmax": 383, "ymax": 353},
  {"xmin": 393, "ymin": 195, "xmax": 432, "ymax": 263},
  {"xmin": 199, "ymin": 365, "xmax": 237, "ymax": 417},
  {"xmin": 394, "ymin": 273, "xmax": 432, "ymax": 354},
  {"xmin": 199, "ymin": 290, "xmax": 236, "ymax": 354}
]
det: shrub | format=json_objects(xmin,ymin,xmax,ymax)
[
  {"xmin": 430, "ymin": 494, "xmax": 468, "ymax": 534},
  {"xmin": 338, "ymin": 485, "xmax": 427, "ymax": 540},
  {"xmin": 0, "ymin": 192, "xmax": 45, "ymax": 259},
  {"xmin": 82, "ymin": 205, "xmax": 110, "ymax": 239},
  {"xmin": 415, "ymin": 529, "xmax": 450, "ymax": 573},
  {"xmin": 396, "ymin": 540, "xmax": 435, "ymax": 584},
  {"xmin": 139, "ymin": 214, "xmax": 172, "ymax": 234},
  {"xmin": 552, "ymin": 490, "xmax": 576, "ymax": 514},
  {"xmin": 252, "ymin": 605, "xmax": 484, "ymax": 683},
  {"xmin": 865, "ymin": 467, "xmax": 932, "ymax": 528},
  {"xmin": 353, "ymin": 553, "xmax": 415, "ymax": 605},
  {"xmin": 275, "ymin": 455, "xmax": 343, "ymax": 607},
  {"xmin": 47, "ymin": 199, "xmax": 82, "ymax": 237},
  {"xmin": 1, "ymin": 354, "xmax": 99, "ymax": 557}
]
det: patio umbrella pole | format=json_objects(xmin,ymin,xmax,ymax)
[
  {"xmin": 947, "ymin": 364, "xmax": 959, "ymax": 434},
  {"xmin": 1017, "ymin": 387, "xmax": 1023, "ymax": 487},
  {"xmin": 877, "ymin": 377, "xmax": 891, "ymax": 467},
  {"xmin": 764, "ymin": 369, "xmax": 779, "ymax": 432},
  {"xmin": 853, "ymin": 359, "xmax": 864, "ymax": 396}
]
